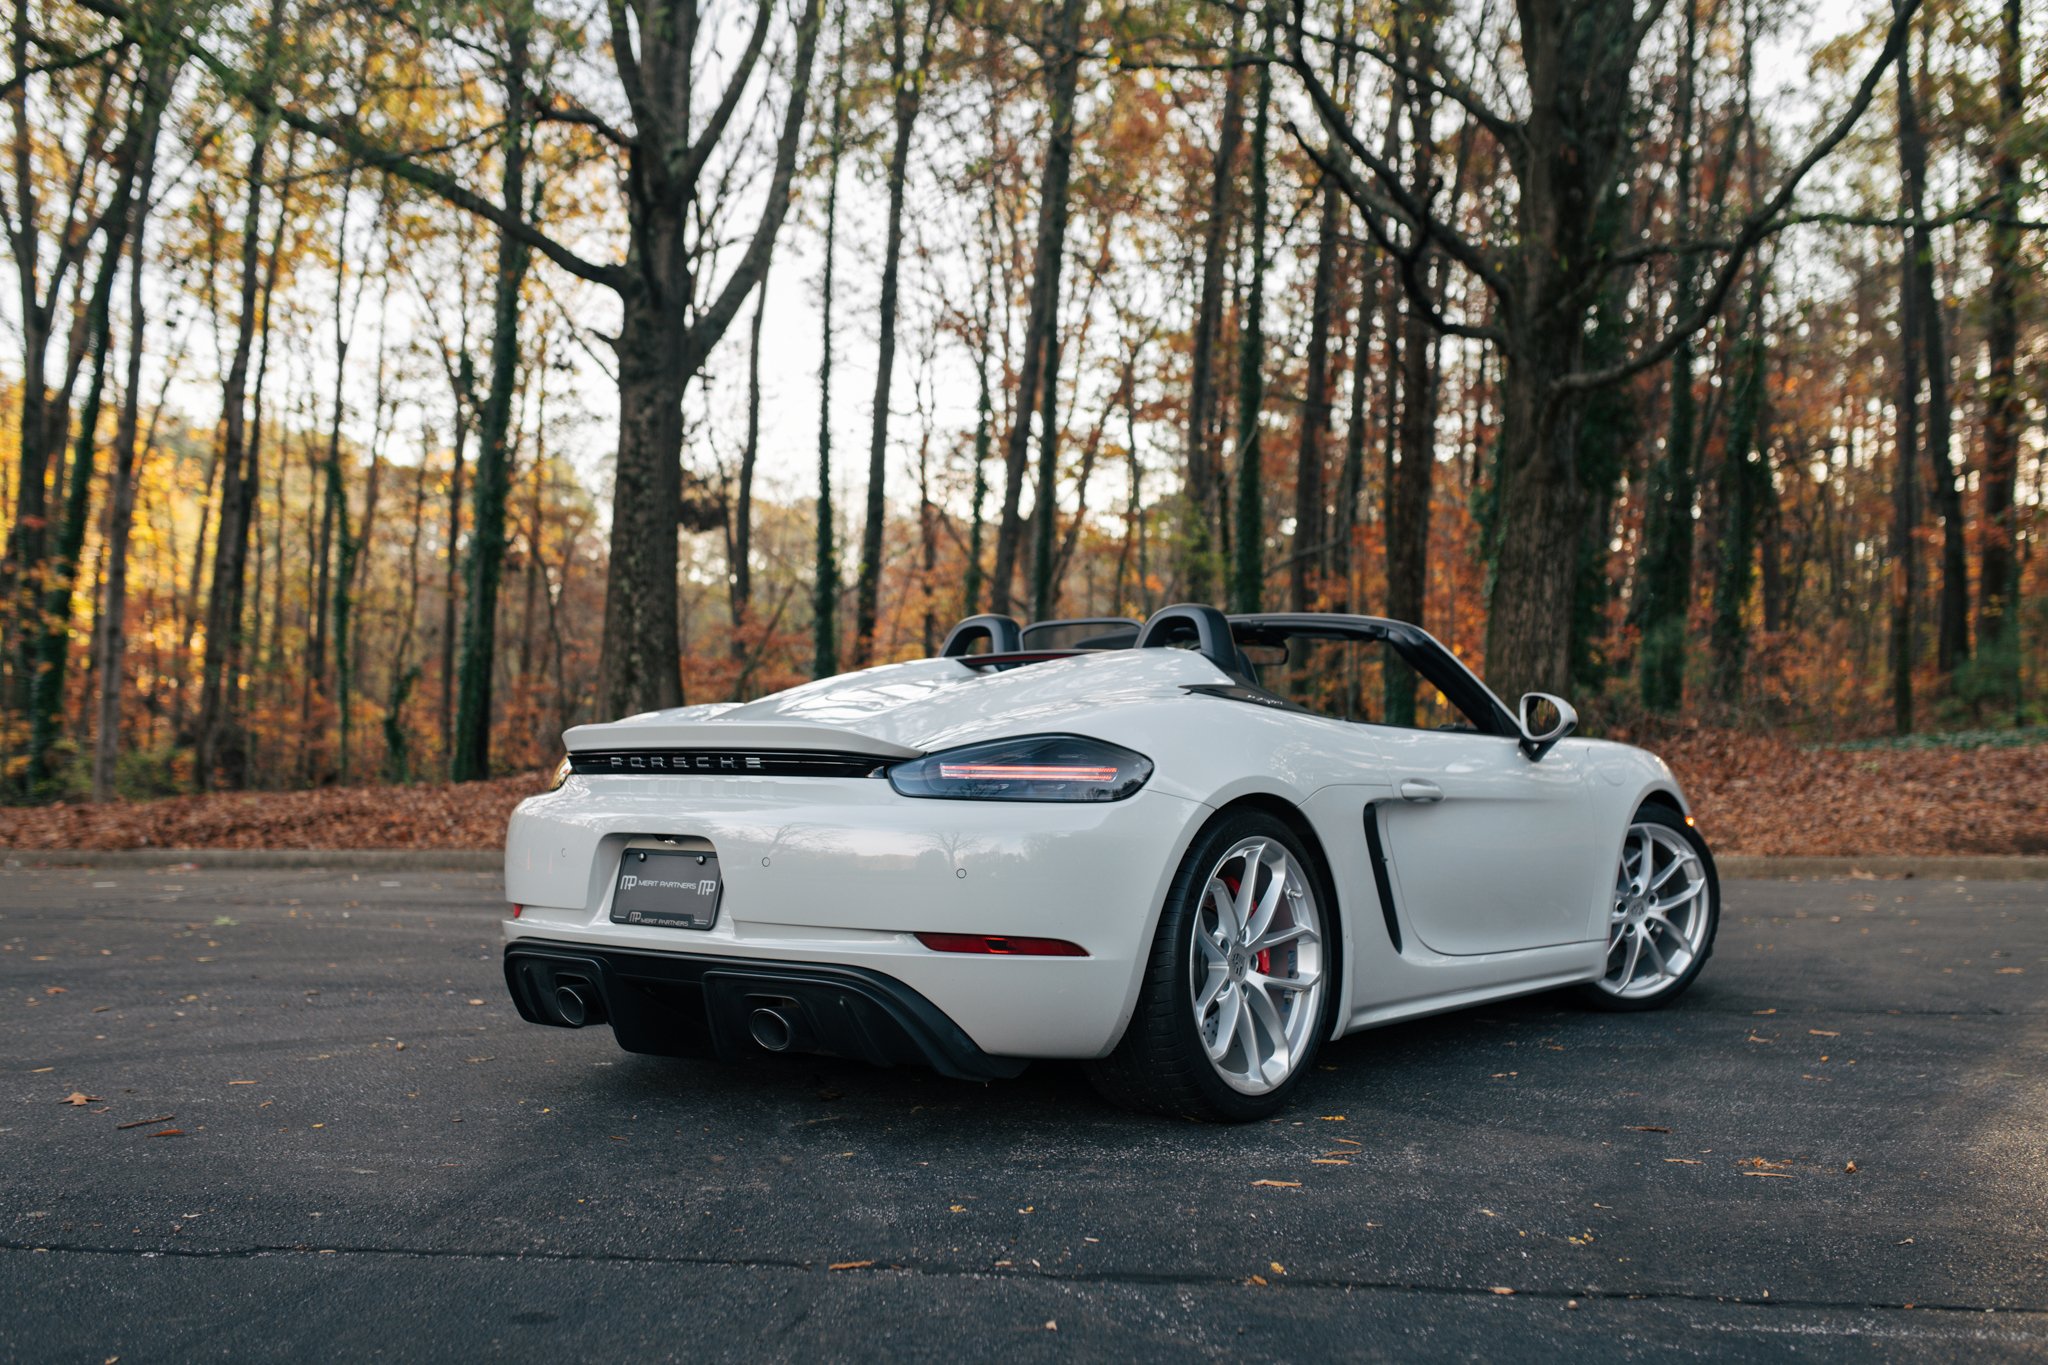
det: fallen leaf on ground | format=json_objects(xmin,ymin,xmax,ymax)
[
  {"xmin": 1251, "ymin": 1180, "xmax": 1301, "ymax": 1189},
  {"xmin": 1490, "ymin": 1287, "xmax": 1516, "ymax": 1296},
  {"xmin": 1624, "ymin": 1125, "xmax": 1671, "ymax": 1133},
  {"xmin": 1809, "ymin": 1029, "xmax": 1840, "ymax": 1037},
  {"xmin": 1664, "ymin": 1158, "xmax": 1703, "ymax": 1165},
  {"xmin": 828, "ymin": 1260, "xmax": 873, "ymax": 1271},
  {"xmin": 1246, "ymin": 1274, "xmax": 1268, "ymax": 1287},
  {"xmin": 149, "ymin": 1129, "xmax": 185, "ymax": 1137},
  {"xmin": 1845, "ymin": 1160, "xmax": 1858, "ymax": 1174},
  {"xmin": 61, "ymin": 1092, "xmax": 99, "ymax": 1106},
  {"xmin": 1270, "ymin": 1262, "xmax": 1286, "ymax": 1275},
  {"xmin": 1310, "ymin": 1158, "xmax": 1350, "ymax": 1166},
  {"xmin": 1742, "ymin": 1171, "xmax": 1794, "ymax": 1179}
]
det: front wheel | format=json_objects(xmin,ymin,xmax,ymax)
[
  {"xmin": 1575, "ymin": 803, "xmax": 1719, "ymax": 1011},
  {"xmin": 1087, "ymin": 811, "xmax": 1337, "ymax": 1121}
]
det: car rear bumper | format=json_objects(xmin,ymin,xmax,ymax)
[
  {"xmin": 504, "ymin": 941, "xmax": 1028, "ymax": 1081},
  {"xmin": 501, "ymin": 779, "xmax": 1209, "ymax": 1059}
]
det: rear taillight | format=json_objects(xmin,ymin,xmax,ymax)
[
  {"xmin": 887, "ymin": 735, "xmax": 1152, "ymax": 802},
  {"xmin": 915, "ymin": 932, "xmax": 1086, "ymax": 957},
  {"xmin": 510, "ymin": 904, "xmax": 522, "ymax": 919}
]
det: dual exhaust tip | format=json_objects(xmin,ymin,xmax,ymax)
[{"xmin": 552, "ymin": 979, "xmax": 800, "ymax": 1055}]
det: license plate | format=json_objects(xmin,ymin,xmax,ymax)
[{"xmin": 611, "ymin": 849, "xmax": 722, "ymax": 930}]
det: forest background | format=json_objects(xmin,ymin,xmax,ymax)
[{"xmin": 2, "ymin": 0, "xmax": 2044, "ymax": 852}]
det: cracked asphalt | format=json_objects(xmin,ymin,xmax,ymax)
[{"xmin": 2, "ymin": 863, "xmax": 2044, "ymax": 1361}]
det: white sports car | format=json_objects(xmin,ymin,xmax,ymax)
[{"xmin": 502, "ymin": 605, "xmax": 1718, "ymax": 1121}]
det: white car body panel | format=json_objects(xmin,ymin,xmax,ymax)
[{"xmin": 504, "ymin": 638, "xmax": 1693, "ymax": 1065}]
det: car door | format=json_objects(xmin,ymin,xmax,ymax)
[
  {"xmin": 1370, "ymin": 724, "xmax": 1593, "ymax": 955},
  {"xmin": 1233, "ymin": 617, "xmax": 1600, "ymax": 956}
]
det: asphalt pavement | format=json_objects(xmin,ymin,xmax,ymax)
[{"xmin": 2, "ymin": 863, "xmax": 2044, "ymax": 1361}]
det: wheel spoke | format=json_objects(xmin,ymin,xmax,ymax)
[
  {"xmin": 1195, "ymin": 964, "xmax": 1228, "ymax": 1013},
  {"xmin": 1208, "ymin": 880, "xmax": 1241, "ymax": 941},
  {"xmin": 1243, "ymin": 984, "xmax": 1289, "ymax": 1066},
  {"xmin": 1206, "ymin": 984, "xmax": 1242, "ymax": 1062},
  {"xmin": 1651, "ymin": 855, "xmax": 1691, "ymax": 892},
  {"xmin": 1245, "ymin": 858, "xmax": 1287, "ymax": 945},
  {"xmin": 1196, "ymin": 932, "xmax": 1227, "ymax": 966},
  {"xmin": 1233, "ymin": 988, "xmax": 1264, "ymax": 1068},
  {"xmin": 1252, "ymin": 921, "xmax": 1316, "ymax": 954},
  {"xmin": 1652, "ymin": 880, "xmax": 1704, "ymax": 915},
  {"xmin": 1252, "ymin": 968, "xmax": 1318, "ymax": 995},
  {"xmin": 1639, "ymin": 929, "xmax": 1669, "ymax": 979},
  {"xmin": 1620, "ymin": 930, "xmax": 1643, "ymax": 985},
  {"xmin": 1231, "ymin": 845, "xmax": 1265, "ymax": 939}
]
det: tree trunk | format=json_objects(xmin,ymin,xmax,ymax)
[
  {"xmin": 595, "ymin": 0, "xmax": 822, "ymax": 717},
  {"xmin": 452, "ymin": 23, "xmax": 531, "ymax": 782},
  {"xmin": 1181, "ymin": 33, "xmax": 1245, "ymax": 606},
  {"xmin": 813, "ymin": 10, "xmax": 847, "ymax": 677},
  {"xmin": 1891, "ymin": 81, "xmax": 1922, "ymax": 737},
  {"xmin": 1896, "ymin": 22, "xmax": 1967, "ymax": 674},
  {"xmin": 854, "ymin": 0, "xmax": 939, "ymax": 663},
  {"xmin": 92, "ymin": 120, "xmax": 164, "ymax": 800},
  {"xmin": 1635, "ymin": 0, "xmax": 1702, "ymax": 713},
  {"xmin": 992, "ymin": 0, "xmax": 1084, "ymax": 619},
  {"xmin": 731, "ymin": 266, "xmax": 768, "ymax": 660},
  {"xmin": 1291, "ymin": 178, "xmax": 1340, "ymax": 612},
  {"xmin": 1382, "ymin": 11, "xmax": 1439, "ymax": 723},
  {"xmin": 1228, "ymin": 26, "xmax": 1272, "ymax": 616},
  {"xmin": 1976, "ymin": 0, "xmax": 2023, "ymax": 714}
]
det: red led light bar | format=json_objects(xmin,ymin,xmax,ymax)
[
  {"xmin": 915, "ymin": 932, "xmax": 1087, "ymax": 957},
  {"xmin": 935, "ymin": 763, "xmax": 1120, "ymax": 783}
]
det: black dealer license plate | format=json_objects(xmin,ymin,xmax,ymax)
[{"xmin": 610, "ymin": 849, "xmax": 722, "ymax": 930}]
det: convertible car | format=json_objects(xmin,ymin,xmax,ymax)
[{"xmin": 502, "ymin": 604, "xmax": 1717, "ymax": 1120}]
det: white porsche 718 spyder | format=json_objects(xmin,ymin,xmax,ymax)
[{"xmin": 502, "ymin": 604, "xmax": 1718, "ymax": 1121}]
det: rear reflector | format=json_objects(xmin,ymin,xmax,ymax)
[
  {"xmin": 510, "ymin": 904, "xmax": 522, "ymax": 919},
  {"xmin": 915, "ymin": 932, "xmax": 1086, "ymax": 957}
]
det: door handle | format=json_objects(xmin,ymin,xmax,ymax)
[{"xmin": 1399, "ymin": 779, "xmax": 1444, "ymax": 804}]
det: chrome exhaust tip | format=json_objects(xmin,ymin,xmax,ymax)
[{"xmin": 749, "ymin": 1007, "xmax": 794, "ymax": 1052}]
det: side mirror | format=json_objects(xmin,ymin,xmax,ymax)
[{"xmin": 1517, "ymin": 692, "xmax": 1578, "ymax": 761}]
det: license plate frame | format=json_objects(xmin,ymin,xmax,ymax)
[{"xmin": 610, "ymin": 848, "xmax": 723, "ymax": 931}]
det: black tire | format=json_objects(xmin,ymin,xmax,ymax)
[
  {"xmin": 1086, "ymin": 809, "xmax": 1340, "ymax": 1121},
  {"xmin": 1573, "ymin": 802, "xmax": 1719, "ymax": 1012}
]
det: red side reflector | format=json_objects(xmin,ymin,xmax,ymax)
[
  {"xmin": 510, "ymin": 904, "xmax": 522, "ymax": 919},
  {"xmin": 915, "ymin": 932, "xmax": 1086, "ymax": 957}
]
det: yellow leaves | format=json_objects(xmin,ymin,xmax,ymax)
[{"xmin": 1269, "ymin": 1261, "xmax": 1287, "ymax": 1276}]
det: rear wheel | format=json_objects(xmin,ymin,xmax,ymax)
[
  {"xmin": 1575, "ymin": 803, "xmax": 1718, "ymax": 1011},
  {"xmin": 1087, "ymin": 811, "xmax": 1336, "ymax": 1121}
]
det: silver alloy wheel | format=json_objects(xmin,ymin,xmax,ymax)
[
  {"xmin": 1189, "ymin": 838, "xmax": 1325, "ymax": 1095},
  {"xmin": 1601, "ymin": 819, "xmax": 1712, "ymax": 998}
]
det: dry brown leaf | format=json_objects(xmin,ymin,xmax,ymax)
[
  {"xmin": 1250, "ymin": 1179, "xmax": 1302, "ymax": 1189},
  {"xmin": 1489, "ymin": 1287, "xmax": 1516, "ymax": 1296},
  {"xmin": 1664, "ymin": 1158, "xmax": 1703, "ymax": 1165},
  {"xmin": 1623, "ymin": 1125, "xmax": 1671, "ymax": 1133},
  {"xmin": 1809, "ymin": 1029, "xmax": 1840, "ymax": 1037},
  {"xmin": 828, "ymin": 1260, "xmax": 873, "ymax": 1271},
  {"xmin": 61, "ymin": 1092, "xmax": 98, "ymax": 1106},
  {"xmin": 149, "ymin": 1128, "xmax": 185, "ymax": 1137},
  {"xmin": 1742, "ymin": 1171, "xmax": 1793, "ymax": 1179}
]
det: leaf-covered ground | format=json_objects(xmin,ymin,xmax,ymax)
[{"xmin": 2, "ymin": 731, "xmax": 2042, "ymax": 857}]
